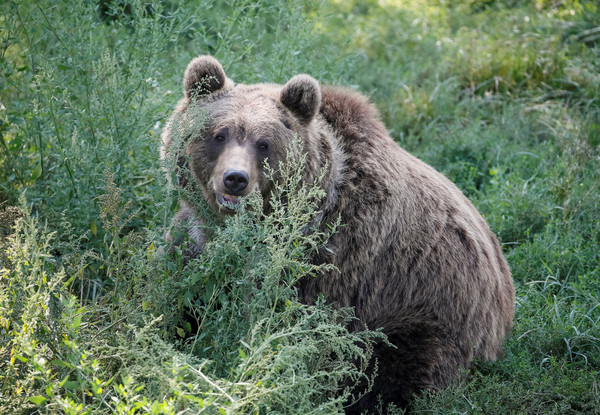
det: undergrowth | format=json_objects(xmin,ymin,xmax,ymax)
[
  {"xmin": 1, "ymin": 0, "xmax": 599, "ymax": 413},
  {"xmin": 1, "ymin": 148, "xmax": 380, "ymax": 413}
]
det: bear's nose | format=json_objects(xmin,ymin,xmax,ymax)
[{"xmin": 223, "ymin": 170, "xmax": 249, "ymax": 194}]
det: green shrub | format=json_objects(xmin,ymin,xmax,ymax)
[{"xmin": 0, "ymin": 142, "xmax": 381, "ymax": 414}]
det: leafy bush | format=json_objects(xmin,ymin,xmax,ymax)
[{"xmin": 1, "ymin": 148, "xmax": 381, "ymax": 413}]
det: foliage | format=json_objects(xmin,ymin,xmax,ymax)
[
  {"xmin": 1, "ymin": 156, "xmax": 379, "ymax": 414},
  {"xmin": 1, "ymin": 0, "xmax": 600, "ymax": 413}
]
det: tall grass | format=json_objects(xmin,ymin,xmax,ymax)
[{"xmin": 1, "ymin": 0, "xmax": 599, "ymax": 413}]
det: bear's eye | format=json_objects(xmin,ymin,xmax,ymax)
[
  {"xmin": 257, "ymin": 141, "xmax": 269, "ymax": 152},
  {"xmin": 214, "ymin": 134, "xmax": 226, "ymax": 143}
]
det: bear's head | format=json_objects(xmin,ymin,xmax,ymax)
[{"xmin": 163, "ymin": 55, "xmax": 324, "ymax": 216}]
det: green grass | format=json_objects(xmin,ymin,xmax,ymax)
[{"xmin": 1, "ymin": 0, "xmax": 599, "ymax": 413}]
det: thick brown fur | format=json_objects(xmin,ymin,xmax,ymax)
[{"xmin": 161, "ymin": 55, "xmax": 515, "ymax": 413}]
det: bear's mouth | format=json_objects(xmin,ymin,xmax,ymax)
[{"xmin": 217, "ymin": 193, "xmax": 239, "ymax": 209}]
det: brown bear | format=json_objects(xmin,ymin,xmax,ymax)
[{"xmin": 161, "ymin": 55, "xmax": 515, "ymax": 413}]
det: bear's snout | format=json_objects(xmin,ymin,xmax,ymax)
[{"xmin": 223, "ymin": 169, "xmax": 249, "ymax": 195}]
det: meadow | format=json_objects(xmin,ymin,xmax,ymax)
[{"xmin": 1, "ymin": 0, "xmax": 599, "ymax": 413}]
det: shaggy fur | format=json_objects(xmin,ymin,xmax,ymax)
[{"xmin": 161, "ymin": 56, "xmax": 515, "ymax": 412}]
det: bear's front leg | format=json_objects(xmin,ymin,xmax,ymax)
[{"xmin": 166, "ymin": 201, "xmax": 207, "ymax": 259}]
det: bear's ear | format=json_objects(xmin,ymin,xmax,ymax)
[
  {"xmin": 280, "ymin": 74, "xmax": 321, "ymax": 124},
  {"xmin": 183, "ymin": 55, "xmax": 230, "ymax": 99}
]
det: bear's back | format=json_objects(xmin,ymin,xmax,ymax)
[{"xmin": 313, "ymin": 84, "xmax": 514, "ymax": 363}]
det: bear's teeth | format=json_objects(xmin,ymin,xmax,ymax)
[{"xmin": 219, "ymin": 193, "xmax": 239, "ymax": 206}]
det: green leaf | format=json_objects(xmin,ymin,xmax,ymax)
[
  {"xmin": 29, "ymin": 396, "xmax": 46, "ymax": 405},
  {"xmin": 65, "ymin": 380, "xmax": 80, "ymax": 390},
  {"xmin": 58, "ymin": 375, "xmax": 69, "ymax": 388},
  {"xmin": 146, "ymin": 242, "xmax": 155, "ymax": 260},
  {"xmin": 72, "ymin": 313, "xmax": 82, "ymax": 330},
  {"xmin": 30, "ymin": 164, "xmax": 42, "ymax": 181},
  {"xmin": 13, "ymin": 355, "xmax": 28, "ymax": 363}
]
